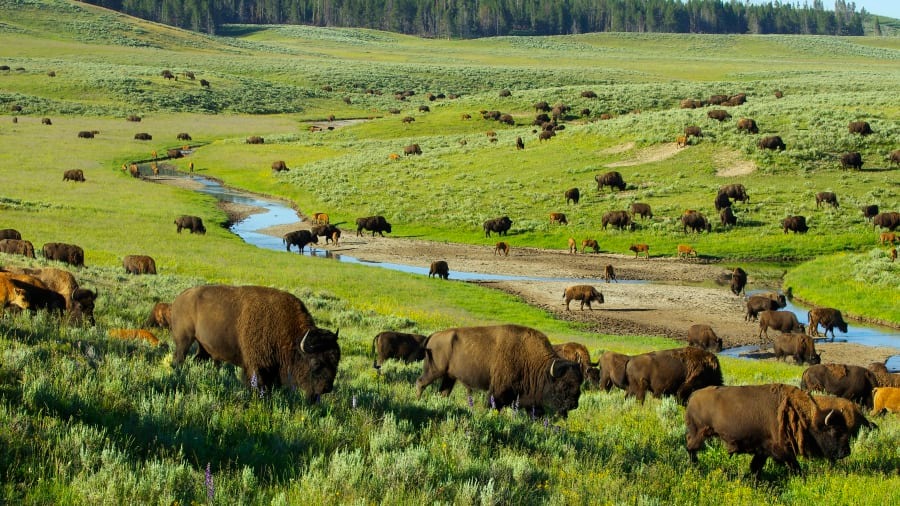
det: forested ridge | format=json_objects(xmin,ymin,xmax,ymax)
[{"xmin": 79, "ymin": 0, "xmax": 870, "ymax": 37}]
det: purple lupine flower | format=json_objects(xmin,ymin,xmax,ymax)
[
  {"xmin": 205, "ymin": 462, "xmax": 214, "ymax": 501},
  {"xmin": 490, "ymin": 395, "xmax": 497, "ymax": 410},
  {"xmin": 543, "ymin": 417, "xmax": 549, "ymax": 429},
  {"xmin": 531, "ymin": 406, "xmax": 537, "ymax": 421},
  {"xmin": 250, "ymin": 372, "xmax": 258, "ymax": 390},
  {"xmin": 467, "ymin": 395, "xmax": 474, "ymax": 408},
  {"xmin": 512, "ymin": 397, "xmax": 519, "ymax": 413}
]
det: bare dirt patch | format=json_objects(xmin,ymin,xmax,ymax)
[
  {"xmin": 605, "ymin": 142, "xmax": 682, "ymax": 167},
  {"xmin": 714, "ymin": 149, "xmax": 757, "ymax": 177}
]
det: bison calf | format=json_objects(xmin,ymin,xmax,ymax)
[
  {"xmin": 871, "ymin": 387, "xmax": 900, "ymax": 415},
  {"xmin": 428, "ymin": 261, "xmax": 449, "ymax": 280}
]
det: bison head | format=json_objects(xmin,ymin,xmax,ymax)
[
  {"xmin": 584, "ymin": 367, "xmax": 601, "ymax": 388},
  {"xmin": 807, "ymin": 409, "xmax": 852, "ymax": 462},
  {"xmin": 542, "ymin": 359, "xmax": 583, "ymax": 417},
  {"xmin": 292, "ymin": 327, "xmax": 341, "ymax": 403},
  {"xmin": 71, "ymin": 288, "xmax": 97, "ymax": 325}
]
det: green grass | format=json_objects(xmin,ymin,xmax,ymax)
[{"xmin": 1, "ymin": 1, "xmax": 899, "ymax": 504}]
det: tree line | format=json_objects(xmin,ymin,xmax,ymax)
[{"xmin": 80, "ymin": 0, "xmax": 866, "ymax": 37}]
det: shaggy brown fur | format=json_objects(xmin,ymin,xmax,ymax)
[
  {"xmin": 123, "ymin": 255, "xmax": 157, "ymax": 275},
  {"xmin": 599, "ymin": 351, "xmax": 631, "ymax": 392},
  {"xmin": 0, "ymin": 239, "xmax": 35, "ymax": 258},
  {"xmin": 145, "ymin": 302, "xmax": 172, "ymax": 329},
  {"xmin": 563, "ymin": 285, "xmax": 604, "ymax": 311}
]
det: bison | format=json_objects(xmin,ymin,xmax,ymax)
[
  {"xmin": 404, "ymin": 143, "xmax": 422, "ymax": 156},
  {"xmin": 515, "ymin": 136, "xmax": 524, "ymax": 150},
  {"xmin": 483, "ymin": 216, "xmax": 512, "ymax": 237},
  {"xmin": 3, "ymin": 273, "xmax": 66, "ymax": 317},
  {"xmin": 774, "ymin": 333, "xmax": 821, "ymax": 365},
  {"xmin": 428, "ymin": 260, "xmax": 449, "ymax": 280},
  {"xmin": 356, "ymin": 216, "xmax": 392, "ymax": 237},
  {"xmin": 758, "ymin": 310, "xmax": 805, "ymax": 340},
  {"xmin": 8, "ymin": 267, "xmax": 94, "ymax": 323},
  {"xmin": 177, "ymin": 132, "xmax": 192, "ymax": 141},
  {"xmin": 311, "ymin": 224, "xmax": 340, "ymax": 244},
  {"xmin": 134, "ymin": 132, "xmax": 152, "ymax": 141},
  {"xmin": 685, "ymin": 384, "xmax": 851, "ymax": 475},
  {"xmin": 553, "ymin": 342, "xmax": 600, "ymax": 388},
  {"xmin": 565, "ymin": 187, "xmax": 580, "ymax": 205},
  {"xmin": 720, "ymin": 206, "xmax": 737, "ymax": 227},
  {"xmin": 41, "ymin": 242, "xmax": 84, "ymax": 267},
  {"xmin": 494, "ymin": 241, "xmax": 509, "ymax": 256},
  {"xmin": 0, "ymin": 239, "xmax": 35, "ymax": 258},
  {"xmin": 549, "ymin": 212, "xmax": 567, "ymax": 225},
  {"xmin": 736, "ymin": 118, "xmax": 759, "ymax": 134},
  {"xmin": 283, "ymin": 230, "xmax": 318, "ymax": 253},
  {"xmin": 108, "ymin": 328, "xmax": 160, "ymax": 346},
  {"xmin": 629, "ymin": 243, "xmax": 650, "ymax": 259},
  {"xmin": 0, "ymin": 274, "xmax": 31, "ymax": 311},
  {"xmin": 0, "ymin": 229, "xmax": 21, "ymax": 240},
  {"xmin": 687, "ymin": 324, "xmax": 723, "ymax": 353},
  {"xmin": 415, "ymin": 324, "xmax": 583, "ymax": 416},
  {"xmin": 602, "ymin": 210, "xmax": 634, "ymax": 231},
  {"xmin": 681, "ymin": 212, "xmax": 711, "ymax": 234},
  {"xmin": 595, "ymin": 171, "xmax": 626, "ymax": 192},
  {"xmin": 719, "ymin": 184, "xmax": 749, "ymax": 203},
  {"xmin": 145, "ymin": 302, "xmax": 172, "ymax": 329},
  {"xmin": 630, "ymin": 203, "xmax": 653, "ymax": 220},
  {"xmin": 707, "ymin": 110, "xmax": 731, "ymax": 122},
  {"xmin": 246, "ymin": 136, "xmax": 264, "ymax": 144},
  {"xmin": 801, "ymin": 363, "xmax": 878, "ymax": 408},
  {"xmin": 758, "ymin": 135, "xmax": 786, "ymax": 151},
  {"xmin": 713, "ymin": 192, "xmax": 732, "ymax": 213},
  {"xmin": 807, "ymin": 307, "xmax": 848, "ymax": 340},
  {"xmin": 123, "ymin": 254, "xmax": 157, "ymax": 275},
  {"xmin": 871, "ymin": 387, "xmax": 900, "ymax": 415},
  {"xmin": 538, "ymin": 130, "xmax": 555, "ymax": 141},
  {"xmin": 598, "ymin": 351, "xmax": 631, "ymax": 392},
  {"xmin": 174, "ymin": 215, "xmax": 206, "ymax": 234},
  {"xmin": 782, "ymin": 215, "xmax": 809, "ymax": 234},
  {"xmin": 860, "ymin": 204, "xmax": 879, "ymax": 222},
  {"xmin": 563, "ymin": 285, "xmax": 604, "ymax": 311},
  {"xmin": 171, "ymin": 285, "xmax": 340, "ymax": 402},
  {"xmin": 624, "ymin": 347, "xmax": 723, "ymax": 404},
  {"xmin": 815, "ymin": 192, "xmax": 838, "ymax": 208},
  {"xmin": 581, "ymin": 239, "xmax": 599, "ymax": 254},
  {"xmin": 730, "ymin": 267, "xmax": 748, "ymax": 296},
  {"xmin": 604, "ymin": 264, "xmax": 617, "ymax": 283},
  {"xmin": 839, "ymin": 152, "xmax": 862, "ymax": 171},
  {"xmin": 677, "ymin": 244, "xmax": 697, "ymax": 258},
  {"xmin": 813, "ymin": 395, "xmax": 875, "ymax": 437},
  {"xmin": 271, "ymin": 160, "xmax": 288, "ymax": 172},
  {"xmin": 745, "ymin": 294, "xmax": 785, "ymax": 321},
  {"xmin": 684, "ymin": 125, "xmax": 702, "ymax": 138},
  {"xmin": 873, "ymin": 211, "xmax": 899, "ymax": 231},
  {"xmin": 77, "ymin": 131, "xmax": 94, "ymax": 139},
  {"xmin": 63, "ymin": 169, "xmax": 85, "ymax": 182},
  {"xmin": 848, "ymin": 121, "xmax": 873, "ymax": 136},
  {"xmin": 868, "ymin": 362, "xmax": 900, "ymax": 388},
  {"xmin": 372, "ymin": 331, "xmax": 427, "ymax": 369}
]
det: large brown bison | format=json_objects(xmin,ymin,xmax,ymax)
[
  {"xmin": 730, "ymin": 267, "xmax": 747, "ymax": 296},
  {"xmin": 713, "ymin": 191, "xmax": 732, "ymax": 213},
  {"xmin": 736, "ymin": 118, "xmax": 758, "ymax": 134},
  {"xmin": 624, "ymin": 347, "xmax": 723, "ymax": 404},
  {"xmin": 42, "ymin": 242, "xmax": 84, "ymax": 267},
  {"xmin": 311, "ymin": 224, "xmax": 340, "ymax": 244},
  {"xmin": 564, "ymin": 187, "xmax": 580, "ymax": 205},
  {"xmin": 171, "ymin": 285, "xmax": 340, "ymax": 401},
  {"xmin": 553, "ymin": 342, "xmax": 600, "ymax": 387},
  {"xmin": 873, "ymin": 211, "xmax": 899, "ymax": 231},
  {"xmin": 684, "ymin": 125, "xmax": 702, "ymax": 138},
  {"xmin": 598, "ymin": 351, "xmax": 631, "ymax": 392},
  {"xmin": 782, "ymin": 215, "xmax": 809, "ymax": 234},
  {"xmin": 77, "ymin": 131, "xmax": 94, "ymax": 139},
  {"xmin": 483, "ymin": 216, "xmax": 512, "ymax": 237},
  {"xmin": 404, "ymin": 143, "xmax": 422, "ymax": 156},
  {"xmin": 801, "ymin": 363, "xmax": 878, "ymax": 408},
  {"xmin": 271, "ymin": 160, "xmax": 288, "ymax": 172},
  {"xmin": 719, "ymin": 184, "xmax": 749, "ymax": 203},
  {"xmin": 848, "ymin": 121, "xmax": 873, "ymax": 136},
  {"xmin": 0, "ymin": 229, "xmax": 21, "ymax": 240},
  {"xmin": 0, "ymin": 239, "xmax": 35, "ymax": 258},
  {"xmin": 630, "ymin": 202, "xmax": 653, "ymax": 220},
  {"xmin": 63, "ymin": 169, "xmax": 85, "ymax": 182},
  {"xmin": 860, "ymin": 204, "xmax": 879, "ymax": 222},
  {"xmin": 428, "ymin": 260, "xmax": 449, "ymax": 280},
  {"xmin": 867, "ymin": 362, "xmax": 900, "ymax": 388},
  {"xmin": 720, "ymin": 206, "xmax": 737, "ymax": 227},
  {"xmin": 356, "ymin": 216, "xmax": 392, "ymax": 237},
  {"xmin": 807, "ymin": 307, "xmax": 848, "ymax": 340},
  {"xmin": 758, "ymin": 135, "xmax": 786, "ymax": 151},
  {"xmin": 595, "ymin": 171, "xmax": 626, "ymax": 192},
  {"xmin": 681, "ymin": 212, "xmax": 711, "ymax": 233},
  {"xmin": 745, "ymin": 294, "xmax": 786, "ymax": 321},
  {"xmin": 123, "ymin": 255, "xmax": 157, "ymax": 275},
  {"xmin": 839, "ymin": 152, "xmax": 862, "ymax": 171},
  {"xmin": 134, "ymin": 132, "xmax": 152, "ymax": 140},
  {"xmin": 758, "ymin": 310, "xmax": 805, "ymax": 340},
  {"xmin": 602, "ymin": 210, "xmax": 634, "ymax": 231},
  {"xmin": 174, "ymin": 215, "xmax": 206, "ymax": 234},
  {"xmin": 145, "ymin": 301, "xmax": 172, "ymax": 329},
  {"xmin": 371, "ymin": 331, "xmax": 427, "ymax": 369},
  {"xmin": 687, "ymin": 324, "xmax": 723, "ymax": 353},
  {"xmin": 563, "ymin": 285, "xmax": 604, "ymax": 311},
  {"xmin": 707, "ymin": 109, "xmax": 731, "ymax": 122},
  {"xmin": 685, "ymin": 384, "xmax": 852, "ymax": 475},
  {"xmin": 415, "ymin": 324, "xmax": 583, "ymax": 416},
  {"xmin": 774, "ymin": 333, "xmax": 821, "ymax": 365},
  {"xmin": 283, "ymin": 230, "xmax": 318, "ymax": 253},
  {"xmin": 815, "ymin": 192, "xmax": 839, "ymax": 208}
]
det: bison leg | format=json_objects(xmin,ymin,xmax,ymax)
[
  {"xmin": 438, "ymin": 377, "xmax": 456, "ymax": 397},
  {"xmin": 749, "ymin": 454, "xmax": 768, "ymax": 476}
]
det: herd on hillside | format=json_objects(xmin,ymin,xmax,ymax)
[{"xmin": 3, "ymin": 83, "xmax": 900, "ymax": 477}]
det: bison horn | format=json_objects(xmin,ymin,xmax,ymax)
[
  {"xmin": 300, "ymin": 329, "xmax": 312, "ymax": 353},
  {"xmin": 825, "ymin": 409, "xmax": 834, "ymax": 426},
  {"xmin": 550, "ymin": 359, "xmax": 561, "ymax": 378}
]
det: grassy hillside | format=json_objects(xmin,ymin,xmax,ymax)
[{"xmin": 1, "ymin": 1, "xmax": 899, "ymax": 504}]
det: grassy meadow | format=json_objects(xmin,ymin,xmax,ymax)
[{"xmin": 1, "ymin": 0, "xmax": 899, "ymax": 503}]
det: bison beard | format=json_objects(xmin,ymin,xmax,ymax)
[
  {"xmin": 170, "ymin": 285, "xmax": 340, "ymax": 402},
  {"xmin": 416, "ymin": 324, "xmax": 583, "ymax": 416}
]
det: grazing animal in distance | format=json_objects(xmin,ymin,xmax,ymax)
[
  {"xmin": 563, "ymin": 285, "xmax": 604, "ymax": 311},
  {"xmin": 807, "ymin": 307, "xmax": 848, "ymax": 340},
  {"xmin": 516, "ymin": 136, "xmax": 524, "ymax": 150},
  {"xmin": 428, "ymin": 261, "xmax": 449, "ymax": 280},
  {"xmin": 145, "ymin": 302, "xmax": 172, "ymax": 329},
  {"xmin": 549, "ymin": 212, "xmax": 568, "ymax": 225},
  {"xmin": 41, "ymin": 242, "xmax": 84, "ymax": 267},
  {"xmin": 483, "ymin": 216, "xmax": 512, "ymax": 237},
  {"xmin": 494, "ymin": 241, "xmax": 509, "ymax": 256},
  {"xmin": 801, "ymin": 363, "xmax": 878, "ymax": 408},
  {"xmin": 707, "ymin": 110, "xmax": 731, "ymax": 122},
  {"xmin": 687, "ymin": 324, "xmax": 723, "ymax": 353},
  {"xmin": 758, "ymin": 135, "xmax": 786, "ymax": 151},
  {"xmin": 730, "ymin": 267, "xmax": 747, "ymax": 296},
  {"xmin": 271, "ymin": 160, "xmax": 288, "ymax": 172},
  {"xmin": 624, "ymin": 347, "xmax": 722, "ymax": 404},
  {"xmin": 840, "ymin": 152, "xmax": 863, "ymax": 171},
  {"xmin": 720, "ymin": 206, "xmax": 737, "ymax": 227},
  {"xmin": 123, "ymin": 255, "xmax": 157, "ymax": 275},
  {"xmin": 774, "ymin": 333, "xmax": 821, "ymax": 365},
  {"xmin": 684, "ymin": 126, "xmax": 702, "ymax": 138},
  {"xmin": 283, "ymin": 230, "xmax": 318, "ymax": 253},
  {"xmin": 595, "ymin": 171, "xmax": 626, "ymax": 192},
  {"xmin": 108, "ymin": 328, "xmax": 160, "ymax": 346},
  {"xmin": 848, "ymin": 121, "xmax": 873, "ymax": 136},
  {"xmin": 629, "ymin": 203, "xmax": 652, "ymax": 220},
  {"xmin": 744, "ymin": 294, "xmax": 786, "ymax": 322},
  {"xmin": 677, "ymin": 244, "xmax": 697, "ymax": 258},
  {"xmin": 816, "ymin": 192, "xmax": 839, "ymax": 208},
  {"xmin": 681, "ymin": 212, "xmax": 711, "ymax": 234},
  {"xmin": 736, "ymin": 118, "xmax": 758, "ymax": 134},
  {"xmin": 581, "ymin": 239, "xmax": 599, "ymax": 254},
  {"xmin": 567, "ymin": 237, "xmax": 577, "ymax": 254},
  {"xmin": 404, "ymin": 143, "xmax": 422, "ymax": 155},
  {"xmin": 602, "ymin": 210, "xmax": 634, "ymax": 231},
  {"xmin": 879, "ymin": 232, "xmax": 897, "ymax": 245},
  {"xmin": 372, "ymin": 331, "xmax": 427, "ymax": 369},
  {"xmin": 63, "ymin": 169, "xmax": 85, "ymax": 182},
  {"xmin": 890, "ymin": 149, "xmax": 900, "ymax": 167},
  {"xmin": 174, "ymin": 215, "xmax": 205, "ymax": 234},
  {"xmin": 629, "ymin": 243, "xmax": 650, "ymax": 259},
  {"xmin": 604, "ymin": 264, "xmax": 617, "ymax": 283},
  {"xmin": 676, "ymin": 135, "xmax": 687, "ymax": 148},
  {"xmin": 357, "ymin": 216, "xmax": 392, "ymax": 237},
  {"xmin": 758, "ymin": 310, "xmax": 805, "ymax": 340},
  {"xmin": 719, "ymin": 184, "xmax": 749, "ymax": 203},
  {"xmin": 565, "ymin": 187, "xmax": 580, "ymax": 205},
  {"xmin": 312, "ymin": 212, "xmax": 329, "ymax": 225},
  {"xmin": 873, "ymin": 211, "xmax": 899, "ymax": 231},
  {"xmin": 0, "ymin": 239, "xmax": 35, "ymax": 258},
  {"xmin": 782, "ymin": 215, "xmax": 809, "ymax": 234},
  {"xmin": 0, "ymin": 229, "xmax": 21, "ymax": 240}
]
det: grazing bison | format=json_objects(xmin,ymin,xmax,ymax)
[
  {"xmin": 630, "ymin": 203, "xmax": 653, "ymax": 220},
  {"xmin": 538, "ymin": 130, "xmax": 555, "ymax": 141},
  {"xmin": 782, "ymin": 215, "xmax": 809, "ymax": 234},
  {"xmin": 40, "ymin": 117, "xmax": 52, "ymax": 125},
  {"xmin": 372, "ymin": 331, "xmax": 427, "ymax": 369},
  {"xmin": 246, "ymin": 136, "xmax": 264, "ymax": 144},
  {"xmin": 813, "ymin": 395, "xmax": 875, "ymax": 436},
  {"xmin": 602, "ymin": 210, "xmax": 634, "ymax": 231},
  {"xmin": 404, "ymin": 143, "xmax": 422, "ymax": 156},
  {"xmin": 815, "ymin": 192, "xmax": 838, "ymax": 208},
  {"xmin": 41, "ymin": 242, "xmax": 84, "ymax": 267},
  {"xmin": 840, "ymin": 152, "xmax": 863, "ymax": 171},
  {"xmin": 123, "ymin": 255, "xmax": 157, "ymax": 275},
  {"xmin": 848, "ymin": 121, "xmax": 873, "ymax": 136},
  {"xmin": 677, "ymin": 244, "xmax": 697, "ymax": 258},
  {"xmin": 604, "ymin": 264, "xmax": 617, "ymax": 283},
  {"xmin": 553, "ymin": 342, "xmax": 600, "ymax": 388},
  {"xmin": 174, "ymin": 215, "xmax": 206, "ymax": 234},
  {"xmin": 707, "ymin": 110, "xmax": 731, "ymax": 122},
  {"xmin": 681, "ymin": 212, "xmax": 711, "ymax": 234},
  {"xmin": 736, "ymin": 118, "xmax": 758, "ymax": 134},
  {"xmin": 134, "ymin": 132, "xmax": 152, "ymax": 141},
  {"xmin": 9, "ymin": 267, "xmax": 93, "ymax": 321},
  {"xmin": 624, "ymin": 347, "xmax": 723, "ymax": 404},
  {"xmin": 564, "ymin": 187, "xmax": 580, "ymax": 205},
  {"xmin": 3, "ymin": 273, "xmax": 67, "ymax": 316},
  {"xmin": 713, "ymin": 191, "xmax": 732, "ymax": 212},
  {"xmin": 145, "ymin": 302, "xmax": 172, "ymax": 329},
  {"xmin": 758, "ymin": 135, "xmax": 786, "ymax": 151},
  {"xmin": 598, "ymin": 351, "xmax": 631, "ymax": 392},
  {"xmin": 860, "ymin": 204, "xmax": 879, "ymax": 222},
  {"xmin": 283, "ymin": 230, "xmax": 318, "ymax": 253},
  {"xmin": 171, "ymin": 285, "xmax": 341, "ymax": 402},
  {"xmin": 595, "ymin": 171, "xmax": 626, "ymax": 192},
  {"xmin": 873, "ymin": 211, "xmax": 899, "ymax": 231},
  {"xmin": 868, "ymin": 362, "xmax": 900, "ymax": 388},
  {"xmin": 758, "ymin": 310, "xmax": 805, "ymax": 340},
  {"xmin": 629, "ymin": 243, "xmax": 650, "ymax": 259},
  {"xmin": 801, "ymin": 363, "xmax": 878, "ymax": 407},
  {"xmin": 807, "ymin": 307, "xmax": 848, "ymax": 340},
  {"xmin": 483, "ymin": 216, "xmax": 512, "ymax": 237},
  {"xmin": 271, "ymin": 160, "xmax": 288, "ymax": 172},
  {"xmin": 685, "ymin": 384, "xmax": 851, "ymax": 475},
  {"xmin": 879, "ymin": 232, "xmax": 897, "ymax": 245},
  {"xmin": 687, "ymin": 324, "xmax": 723, "ymax": 353},
  {"xmin": 720, "ymin": 206, "xmax": 737, "ymax": 227},
  {"xmin": 581, "ymin": 239, "xmax": 599, "ymax": 254},
  {"xmin": 0, "ymin": 239, "xmax": 35, "ymax": 258},
  {"xmin": 680, "ymin": 99, "xmax": 704, "ymax": 109},
  {"xmin": 415, "ymin": 324, "xmax": 583, "ymax": 416},
  {"xmin": 494, "ymin": 241, "xmax": 509, "ymax": 256},
  {"xmin": 684, "ymin": 126, "xmax": 702, "ymax": 138},
  {"xmin": 872, "ymin": 387, "xmax": 900, "ymax": 415},
  {"xmin": 744, "ymin": 295, "xmax": 785, "ymax": 321},
  {"xmin": 356, "ymin": 216, "xmax": 392, "ymax": 237},
  {"xmin": 311, "ymin": 224, "xmax": 340, "ymax": 244},
  {"xmin": 77, "ymin": 131, "xmax": 94, "ymax": 139},
  {"xmin": 563, "ymin": 285, "xmax": 604, "ymax": 311},
  {"xmin": 549, "ymin": 212, "xmax": 567, "ymax": 225},
  {"xmin": 730, "ymin": 267, "xmax": 748, "ymax": 296},
  {"xmin": 428, "ymin": 260, "xmax": 449, "ymax": 280},
  {"xmin": 177, "ymin": 132, "xmax": 192, "ymax": 141},
  {"xmin": 63, "ymin": 169, "xmax": 85, "ymax": 182},
  {"xmin": 515, "ymin": 136, "xmax": 524, "ymax": 150},
  {"xmin": 774, "ymin": 333, "xmax": 821, "ymax": 365},
  {"xmin": 0, "ymin": 229, "xmax": 21, "ymax": 240},
  {"xmin": 719, "ymin": 184, "xmax": 749, "ymax": 203}
]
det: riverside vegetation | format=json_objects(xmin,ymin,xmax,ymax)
[{"xmin": 0, "ymin": 1, "xmax": 898, "ymax": 503}]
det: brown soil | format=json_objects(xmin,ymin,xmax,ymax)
[{"xmin": 166, "ymin": 176, "xmax": 898, "ymax": 369}]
